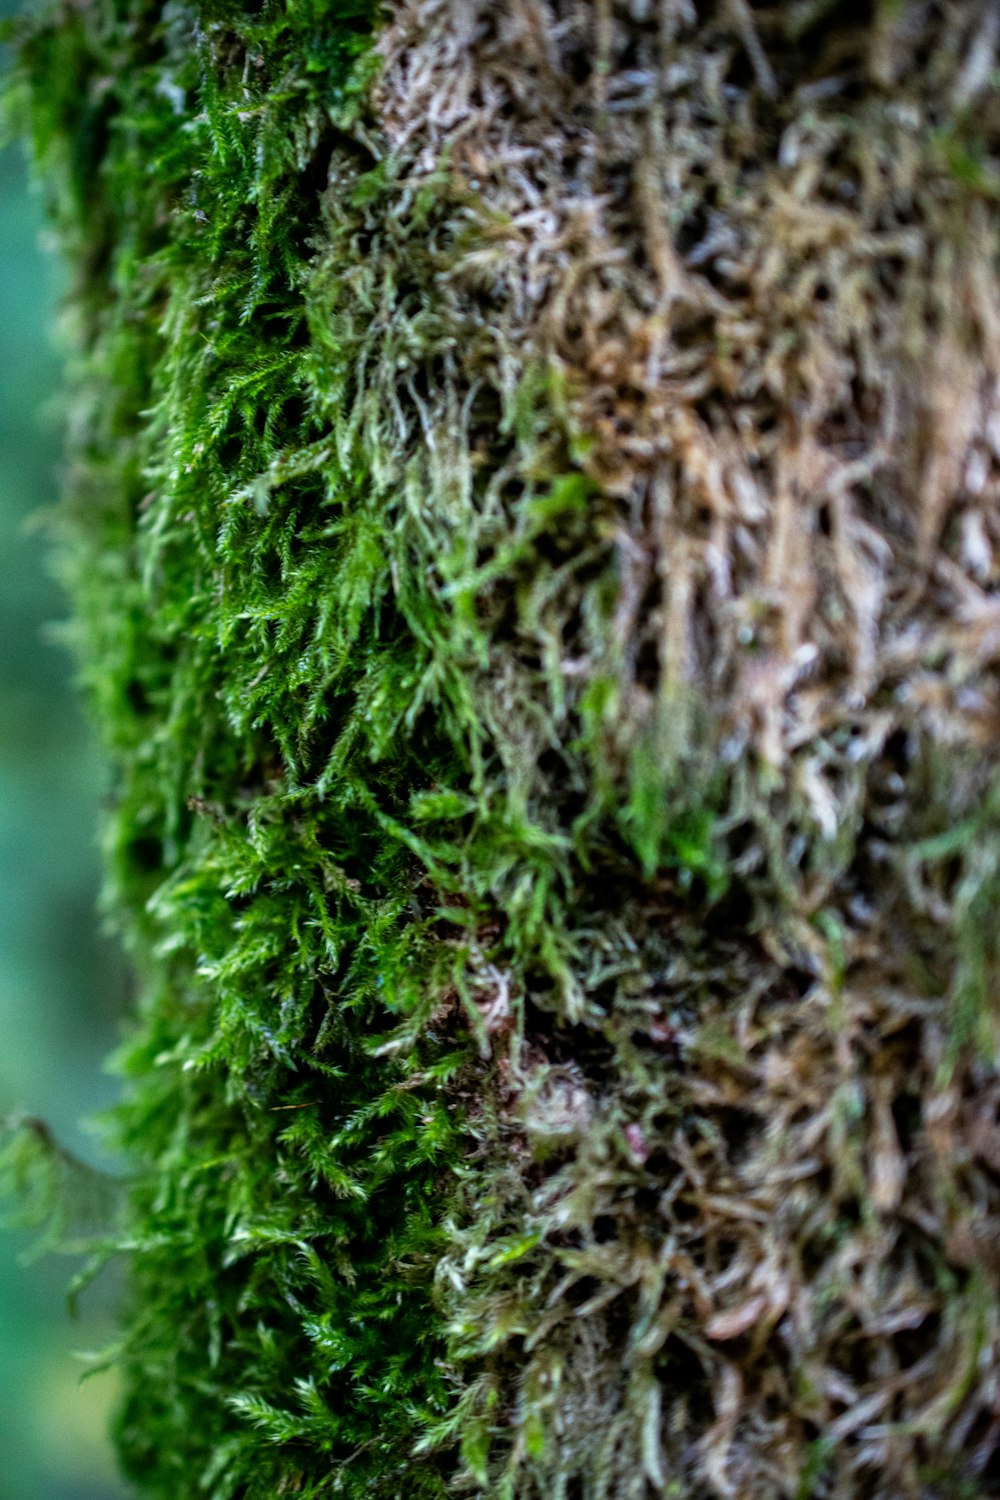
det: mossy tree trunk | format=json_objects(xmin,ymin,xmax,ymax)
[{"xmin": 9, "ymin": 1, "xmax": 1000, "ymax": 1496}]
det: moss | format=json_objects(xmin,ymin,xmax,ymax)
[
  {"xmin": 8, "ymin": 2, "xmax": 473, "ymax": 1495},
  {"xmin": 8, "ymin": 0, "xmax": 1000, "ymax": 1497}
]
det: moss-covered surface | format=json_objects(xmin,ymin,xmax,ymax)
[{"xmin": 7, "ymin": 0, "xmax": 1000, "ymax": 1496}]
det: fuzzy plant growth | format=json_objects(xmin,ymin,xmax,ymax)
[{"xmin": 7, "ymin": 0, "xmax": 1000, "ymax": 1496}]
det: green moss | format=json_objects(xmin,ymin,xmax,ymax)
[{"xmin": 7, "ymin": 2, "xmax": 480, "ymax": 1494}]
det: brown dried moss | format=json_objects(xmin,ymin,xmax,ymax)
[{"xmin": 328, "ymin": 2, "xmax": 1000, "ymax": 1494}]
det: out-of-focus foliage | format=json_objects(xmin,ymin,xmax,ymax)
[{"xmin": 0, "ymin": 126, "xmax": 126, "ymax": 1500}]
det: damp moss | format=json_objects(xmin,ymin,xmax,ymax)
[{"xmin": 8, "ymin": 3, "xmax": 475, "ymax": 1495}]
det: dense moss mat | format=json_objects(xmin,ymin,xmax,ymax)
[
  {"xmin": 8, "ymin": 4, "xmax": 469, "ymax": 1497},
  {"xmin": 8, "ymin": 0, "xmax": 1000, "ymax": 1496}
]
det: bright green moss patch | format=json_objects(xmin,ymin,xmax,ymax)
[{"xmin": 9, "ymin": 2, "xmax": 479, "ymax": 1495}]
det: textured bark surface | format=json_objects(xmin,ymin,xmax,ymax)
[{"xmin": 9, "ymin": 1, "xmax": 1000, "ymax": 1496}]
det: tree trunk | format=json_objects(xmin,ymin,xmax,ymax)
[{"xmin": 12, "ymin": 0, "xmax": 1000, "ymax": 1495}]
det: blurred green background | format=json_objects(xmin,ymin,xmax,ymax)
[{"xmin": 0, "ymin": 106, "xmax": 130, "ymax": 1500}]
